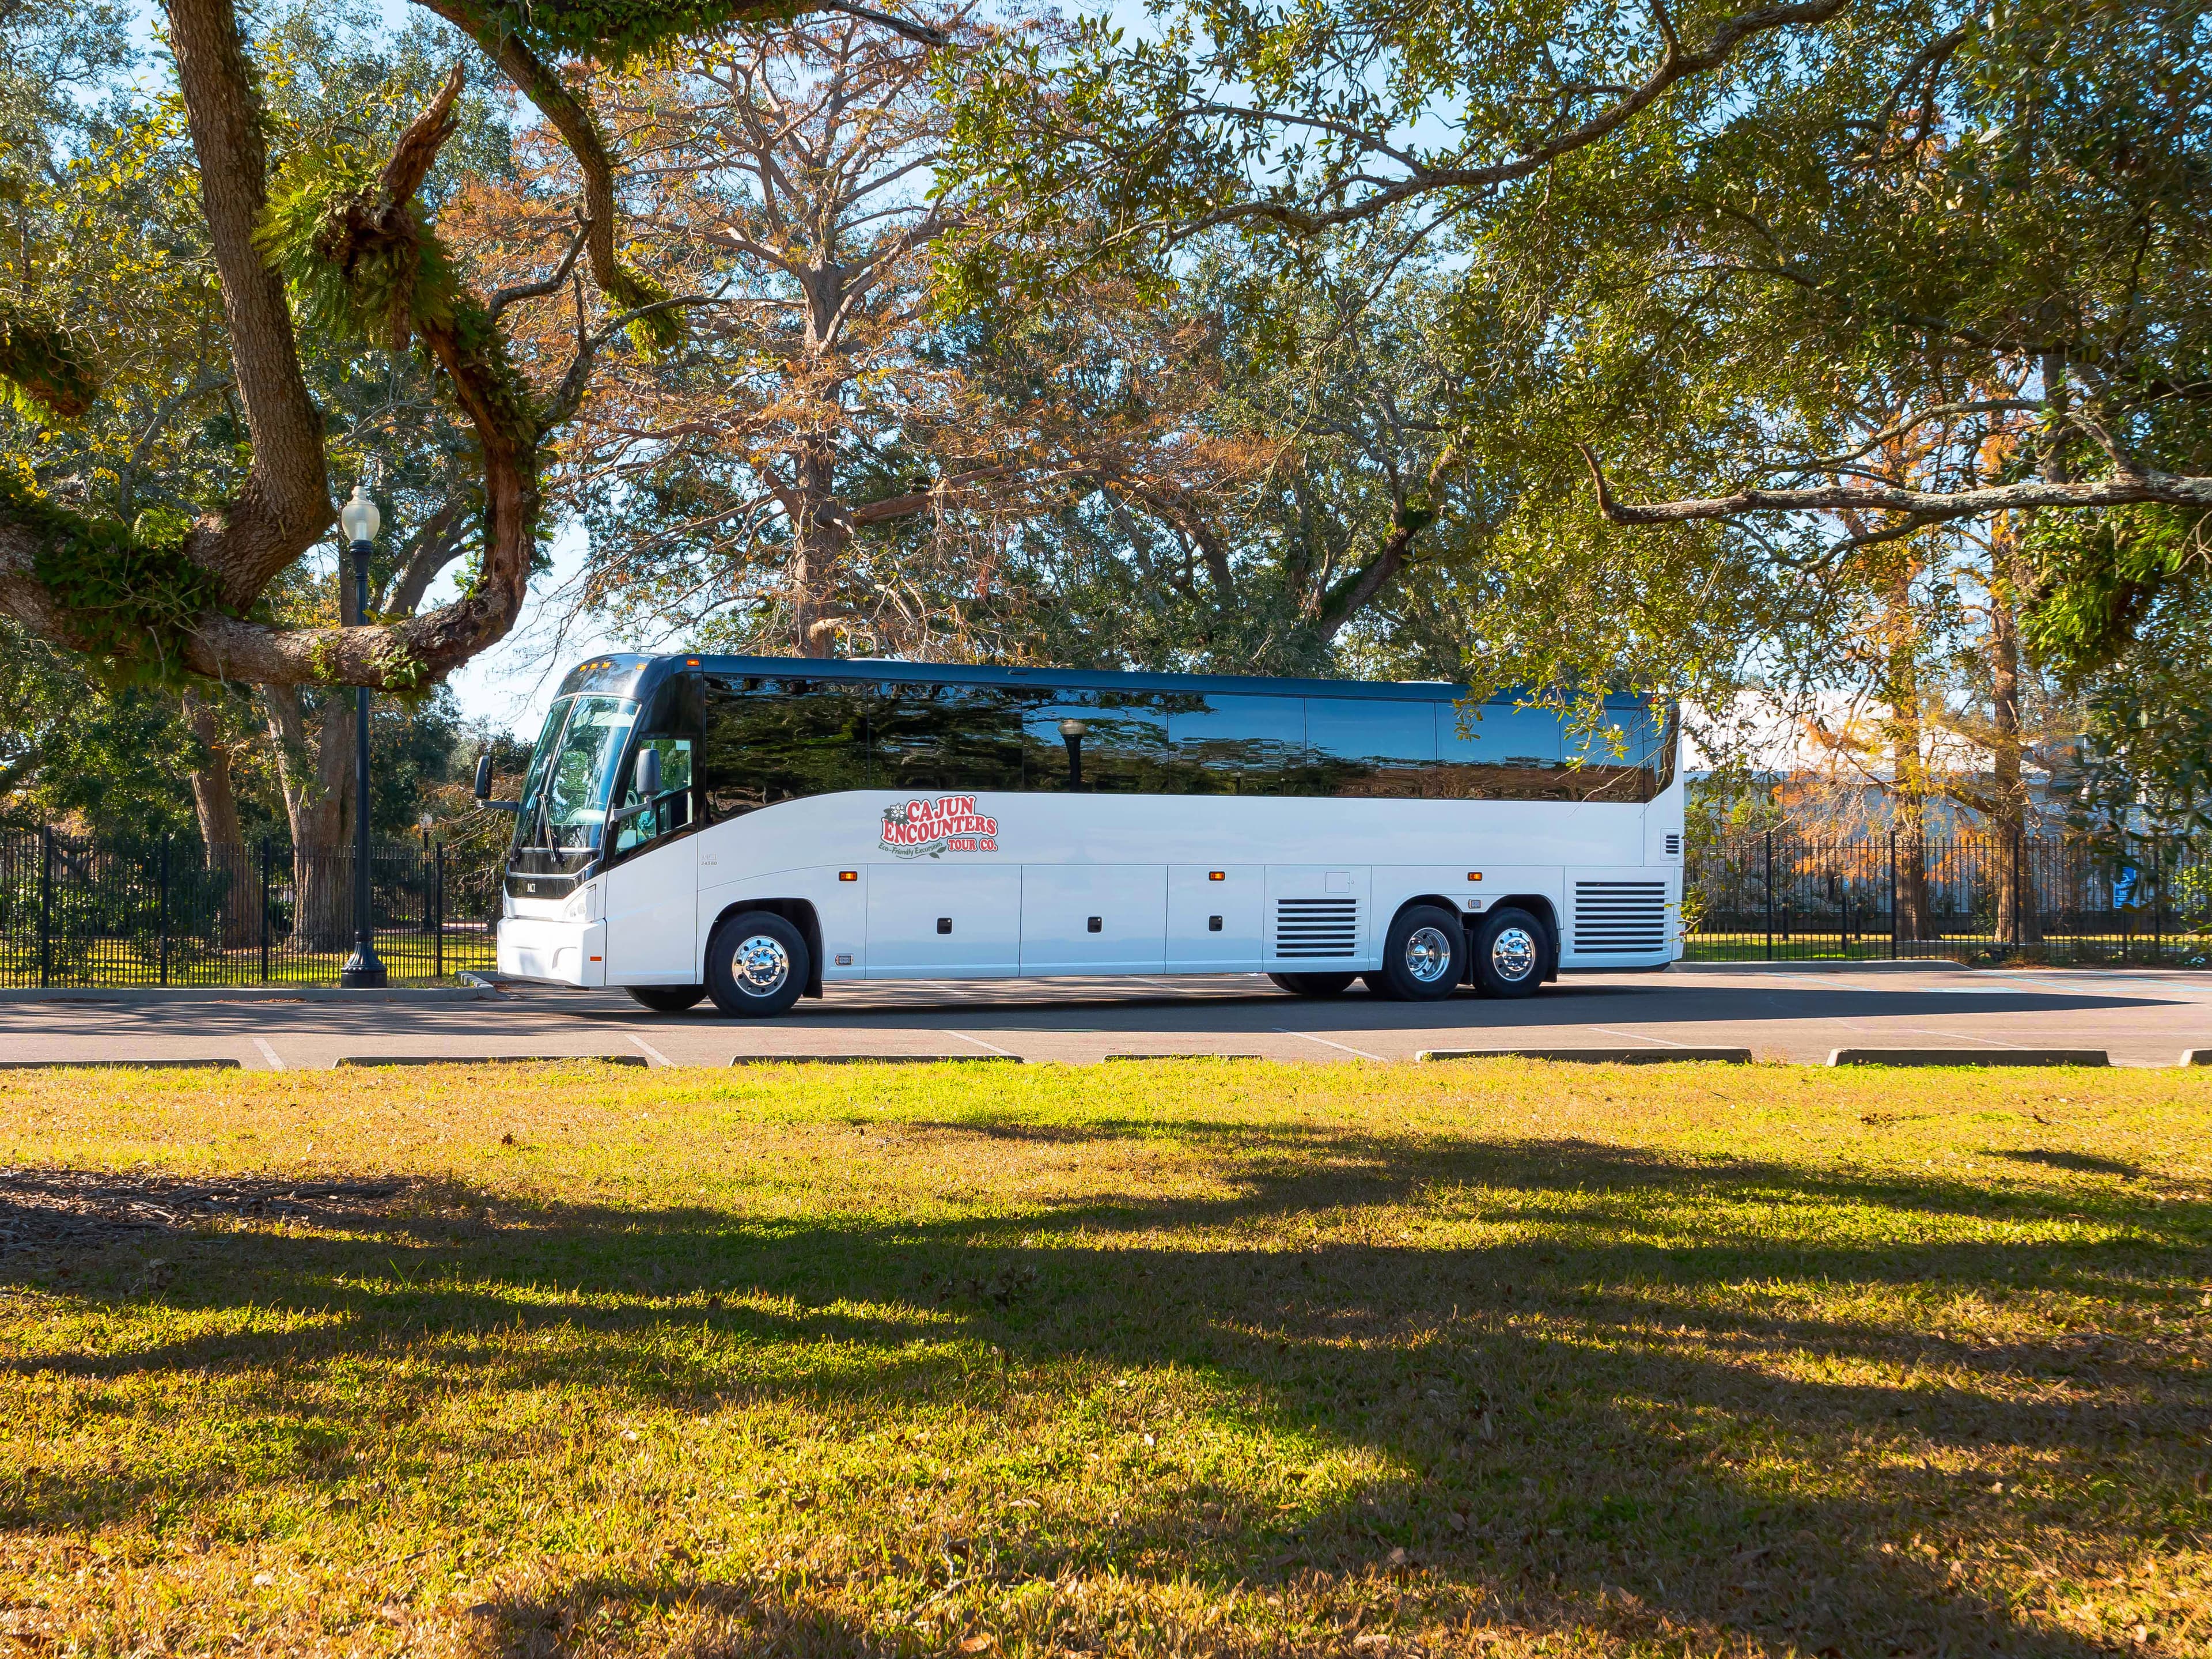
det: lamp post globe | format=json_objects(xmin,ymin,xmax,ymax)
[{"xmin": 339, "ymin": 484, "xmax": 388, "ymax": 988}]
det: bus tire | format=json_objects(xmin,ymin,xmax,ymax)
[
  {"xmin": 627, "ymin": 985, "xmax": 707, "ymax": 1013},
  {"xmin": 1376, "ymin": 904, "xmax": 1464, "ymax": 1002},
  {"xmin": 1267, "ymin": 971, "xmax": 1356, "ymax": 997},
  {"xmin": 704, "ymin": 911, "xmax": 809, "ymax": 1018},
  {"xmin": 1472, "ymin": 907, "xmax": 1547, "ymax": 999}
]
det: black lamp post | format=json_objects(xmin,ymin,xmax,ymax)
[
  {"xmin": 338, "ymin": 484, "xmax": 387, "ymax": 988},
  {"xmin": 1058, "ymin": 718, "xmax": 1086, "ymax": 790}
]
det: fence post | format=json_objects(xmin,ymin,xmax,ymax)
[
  {"xmin": 1764, "ymin": 830, "xmax": 1774, "ymax": 961},
  {"xmin": 2153, "ymin": 835, "xmax": 2164, "ymax": 965},
  {"xmin": 259, "ymin": 837, "xmax": 271, "ymax": 984},
  {"xmin": 1888, "ymin": 830, "xmax": 1899, "ymax": 959},
  {"xmin": 37, "ymin": 824, "xmax": 52, "ymax": 988},
  {"xmin": 434, "ymin": 841, "xmax": 445, "ymax": 980},
  {"xmin": 158, "ymin": 834, "xmax": 171, "ymax": 986}
]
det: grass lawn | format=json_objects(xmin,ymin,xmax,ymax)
[{"xmin": 1, "ymin": 1060, "xmax": 2207, "ymax": 1658}]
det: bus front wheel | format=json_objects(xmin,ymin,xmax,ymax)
[
  {"xmin": 704, "ymin": 911, "xmax": 810, "ymax": 1018},
  {"xmin": 627, "ymin": 985, "xmax": 707, "ymax": 1013},
  {"xmin": 1472, "ymin": 907, "xmax": 1547, "ymax": 998},
  {"xmin": 1371, "ymin": 904, "xmax": 1465, "ymax": 1002},
  {"xmin": 1268, "ymin": 971, "xmax": 1356, "ymax": 997}
]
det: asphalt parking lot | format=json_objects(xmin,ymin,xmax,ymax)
[{"xmin": 2, "ymin": 962, "xmax": 2210, "ymax": 1068}]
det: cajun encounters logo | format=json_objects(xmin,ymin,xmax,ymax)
[{"xmin": 878, "ymin": 795, "xmax": 999, "ymax": 858}]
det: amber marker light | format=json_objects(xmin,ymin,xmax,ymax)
[
  {"xmin": 1209, "ymin": 870, "xmax": 1225, "ymax": 881},
  {"xmin": 838, "ymin": 870, "xmax": 859, "ymax": 882},
  {"xmin": 1468, "ymin": 872, "xmax": 1483, "ymax": 881}
]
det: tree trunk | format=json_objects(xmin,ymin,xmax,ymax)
[
  {"xmin": 182, "ymin": 689, "xmax": 255, "ymax": 949},
  {"xmin": 262, "ymin": 685, "xmax": 355, "ymax": 952},
  {"xmin": 789, "ymin": 441, "xmax": 850, "ymax": 658},
  {"xmin": 1987, "ymin": 514, "xmax": 2037, "ymax": 946},
  {"xmin": 1879, "ymin": 559, "xmax": 1938, "ymax": 942}
]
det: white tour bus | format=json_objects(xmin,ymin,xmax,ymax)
[{"xmin": 480, "ymin": 654, "xmax": 1683, "ymax": 1016}]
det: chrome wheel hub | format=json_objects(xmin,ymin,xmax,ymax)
[
  {"xmin": 1490, "ymin": 925, "xmax": 1537, "ymax": 982},
  {"xmin": 732, "ymin": 933, "xmax": 791, "ymax": 995},
  {"xmin": 1404, "ymin": 925, "xmax": 1454, "ymax": 984}
]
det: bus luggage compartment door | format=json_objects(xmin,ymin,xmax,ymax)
[
  {"xmin": 1018, "ymin": 865, "xmax": 1168, "ymax": 976},
  {"xmin": 866, "ymin": 863, "xmax": 1023, "ymax": 978},
  {"xmin": 1166, "ymin": 864, "xmax": 1262, "ymax": 972}
]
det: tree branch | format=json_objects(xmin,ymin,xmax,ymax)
[
  {"xmin": 164, "ymin": 0, "xmax": 332, "ymax": 601},
  {"xmin": 1577, "ymin": 443, "xmax": 2212, "ymax": 525}
]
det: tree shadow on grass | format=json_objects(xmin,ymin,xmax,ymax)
[{"xmin": 4, "ymin": 1130, "xmax": 2207, "ymax": 1657}]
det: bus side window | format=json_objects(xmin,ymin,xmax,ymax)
[
  {"xmin": 872, "ymin": 683, "xmax": 1027, "ymax": 794},
  {"xmin": 700, "ymin": 676, "xmax": 870, "ymax": 817},
  {"xmin": 1563, "ymin": 704, "xmax": 1671, "ymax": 802},
  {"xmin": 1305, "ymin": 699, "xmax": 1434, "ymax": 797},
  {"xmin": 1433, "ymin": 702, "xmax": 1567, "ymax": 800},
  {"xmin": 1020, "ymin": 692, "xmax": 1170, "ymax": 792},
  {"xmin": 613, "ymin": 736, "xmax": 694, "ymax": 853},
  {"xmin": 1166, "ymin": 694, "xmax": 1306, "ymax": 795}
]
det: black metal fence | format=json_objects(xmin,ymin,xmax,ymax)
[
  {"xmin": 8, "ymin": 825, "xmax": 2207, "ymax": 985},
  {"xmin": 0, "ymin": 830, "xmax": 505, "ymax": 987},
  {"xmin": 1686, "ymin": 832, "xmax": 2212, "ymax": 965}
]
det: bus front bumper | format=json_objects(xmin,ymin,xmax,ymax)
[{"xmin": 497, "ymin": 917, "xmax": 606, "ymax": 987}]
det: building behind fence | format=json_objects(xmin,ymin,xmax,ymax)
[
  {"xmin": 3, "ymin": 826, "xmax": 2206, "ymax": 987},
  {"xmin": 0, "ymin": 830, "xmax": 505, "ymax": 987}
]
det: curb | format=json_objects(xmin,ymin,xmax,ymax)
[
  {"xmin": 728, "ymin": 1052, "xmax": 1021, "ymax": 1066},
  {"xmin": 0, "ymin": 986, "xmax": 496, "ymax": 1003},
  {"xmin": 0, "ymin": 1057, "xmax": 242, "ymax": 1070},
  {"xmin": 333, "ymin": 1053, "xmax": 647, "ymax": 1067},
  {"xmin": 1826, "ymin": 1047, "xmax": 2109, "ymax": 1067},
  {"xmin": 1104, "ymin": 1052, "xmax": 1266, "ymax": 1062},
  {"xmin": 2184, "ymin": 1050, "xmax": 2212, "ymax": 1066},
  {"xmin": 1418, "ymin": 1047, "xmax": 1753, "ymax": 1064}
]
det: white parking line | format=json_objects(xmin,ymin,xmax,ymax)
[
  {"xmin": 1588, "ymin": 1025, "xmax": 1687, "ymax": 1047},
  {"xmin": 626, "ymin": 1032, "xmax": 676, "ymax": 1067},
  {"xmin": 253, "ymin": 1038, "xmax": 285, "ymax": 1071},
  {"xmin": 943, "ymin": 1030, "xmax": 1020, "ymax": 1057},
  {"xmin": 1274, "ymin": 1028, "xmax": 1386, "ymax": 1060}
]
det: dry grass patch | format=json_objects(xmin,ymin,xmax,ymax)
[{"xmin": 1, "ymin": 1060, "xmax": 2207, "ymax": 1657}]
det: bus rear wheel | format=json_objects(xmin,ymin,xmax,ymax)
[
  {"xmin": 627, "ymin": 985, "xmax": 707, "ymax": 1013},
  {"xmin": 1268, "ymin": 971, "xmax": 1357, "ymax": 997},
  {"xmin": 704, "ymin": 911, "xmax": 809, "ymax": 1018},
  {"xmin": 1472, "ymin": 907, "xmax": 1547, "ymax": 998}
]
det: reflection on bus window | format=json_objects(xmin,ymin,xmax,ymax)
[
  {"xmin": 1018, "ymin": 692, "xmax": 1171, "ymax": 792},
  {"xmin": 874, "ymin": 683, "xmax": 1026, "ymax": 795},
  {"xmin": 1561, "ymin": 703, "xmax": 1674, "ymax": 802},
  {"xmin": 1306, "ymin": 699, "xmax": 1435, "ymax": 798},
  {"xmin": 701, "ymin": 676, "xmax": 868, "ymax": 816},
  {"xmin": 1433, "ymin": 703, "xmax": 1566, "ymax": 800},
  {"xmin": 1166, "ymin": 694, "xmax": 1306, "ymax": 795}
]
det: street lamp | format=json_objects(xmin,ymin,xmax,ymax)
[
  {"xmin": 1058, "ymin": 718, "xmax": 1086, "ymax": 791},
  {"xmin": 338, "ymin": 484, "xmax": 387, "ymax": 988}
]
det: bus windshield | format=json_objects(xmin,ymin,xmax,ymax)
[{"xmin": 515, "ymin": 694, "xmax": 639, "ymax": 855}]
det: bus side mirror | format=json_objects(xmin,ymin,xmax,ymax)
[
  {"xmin": 634, "ymin": 746, "xmax": 662, "ymax": 800},
  {"xmin": 473, "ymin": 753, "xmax": 494, "ymax": 801}
]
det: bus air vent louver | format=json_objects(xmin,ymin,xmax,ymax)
[
  {"xmin": 1274, "ymin": 897, "xmax": 1359, "ymax": 958},
  {"xmin": 1571, "ymin": 881, "xmax": 1667, "ymax": 955}
]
